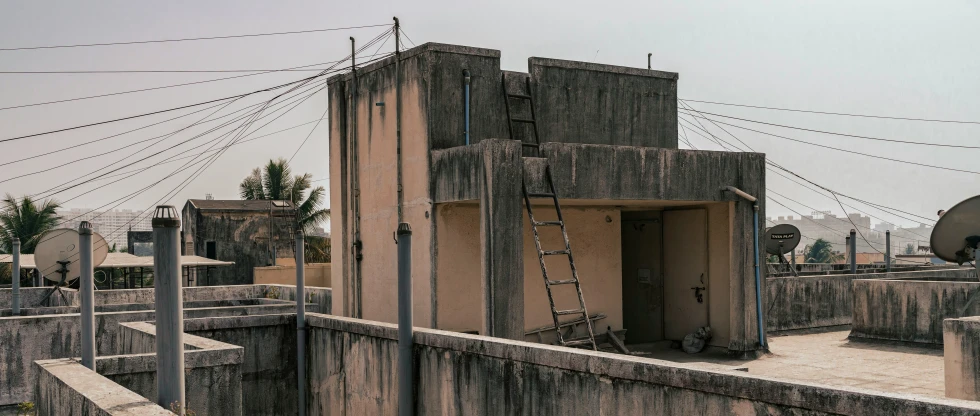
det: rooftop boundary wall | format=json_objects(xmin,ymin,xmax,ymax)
[
  {"xmin": 851, "ymin": 277, "xmax": 980, "ymax": 345},
  {"xmin": 304, "ymin": 313, "xmax": 980, "ymax": 415},
  {"xmin": 767, "ymin": 268, "xmax": 976, "ymax": 332},
  {"xmin": 944, "ymin": 317, "xmax": 980, "ymax": 401},
  {"xmin": 0, "ymin": 284, "xmax": 330, "ymax": 406}
]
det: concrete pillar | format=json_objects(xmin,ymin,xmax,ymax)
[
  {"xmin": 79, "ymin": 222, "xmax": 96, "ymax": 370},
  {"xmin": 397, "ymin": 222, "xmax": 413, "ymax": 416},
  {"xmin": 295, "ymin": 230, "xmax": 307, "ymax": 416},
  {"xmin": 11, "ymin": 238, "xmax": 20, "ymax": 315},
  {"xmin": 152, "ymin": 206, "xmax": 185, "ymax": 413},
  {"xmin": 479, "ymin": 139, "xmax": 524, "ymax": 340}
]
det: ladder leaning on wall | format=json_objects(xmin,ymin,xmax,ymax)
[{"xmin": 502, "ymin": 73, "xmax": 598, "ymax": 350}]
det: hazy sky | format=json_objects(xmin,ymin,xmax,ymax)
[{"xmin": 1, "ymin": 1, "xmax": 978, "ymax": 232}]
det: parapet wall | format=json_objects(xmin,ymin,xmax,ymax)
[
  {"xmin": 851, "ymin": 278, "xmax": 980, "ymax": 345},
  {"xmin": 304, "ymin": 313, "xmax": 980, "ymax": 415}
]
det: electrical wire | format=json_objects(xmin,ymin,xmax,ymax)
[
  {"xmin": 0, "ymin": 24, "xmax": 391, "ymax": 51},
  {"xmin": 399, "ymin": 29, "xmax": 417, "ymax": 48},
  {"xmin": 681, "ymin": 98, "xmax": 980, "ymax": 125}
]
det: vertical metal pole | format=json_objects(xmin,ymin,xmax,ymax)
[
  {"xmin": 152, "ymin": 206, "xmax": 185, "ymax": 413},
  {"xmin": 11, "ymin": 238, "xmax": 20, "ymax": 315},
  {"xmin": 269, "ymin": 203, "xmax": 276, "ymax": 266},
  {"xmin": 885, "ymin": 230, "xmax": 892, "ymax": 272},
  {"xmin": 79, "ymin": 222, "xmax": 96, "ymax": 370},
  {"xmin": 790, "ymin": 246, "xmax": 797, "ymax": 270},
  {"xmin": 463, "ymin": 69, "xmax": 471, "ymax": 145},
  {"xmin": 648, "ymin": 53, "xmax": 652, "ymax": 69},
  {"xmin": 295, "ymin": 230, "xmax": 307, "ymax": 416},
  {"xmin": 394, "ymin": 17, "xmax": 404, "ymax": 224},
  {"xmin": 397, "ymin": 223, "xmax": 413, "ymax": 416},
  {"xmin": 752, "ymin": 205, "xmax": 765, "ymax": 348},
  {"xmin": 849, "ymin": 229, "xmax": 857, "ymax": 274},
  {"xmin": 350, "ymin": 36, "xmax": 362, "ymax": 319}
]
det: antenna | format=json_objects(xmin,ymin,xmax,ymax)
[
  {"xmin": 764, "ymin": 224, "xmax": 802, "ymax": 276},
  {"xmin": 34, "ymin": 228, "xmax": 108, "ymax": 305},
  {"xmin": 931, "ymin": 195, "xmax": 980, "ymax": 270}
]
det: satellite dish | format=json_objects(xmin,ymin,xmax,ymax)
[
  {"xmin": 931, "ymin": 195, "xmax": 980, "ymax": 265},
  {"xmin": 764, "ymin": 224, "xmax": 802, "ymax": 255},
  {"xmin": 34, "ymin": 228, "xmax": 109, "ymax": 282}
]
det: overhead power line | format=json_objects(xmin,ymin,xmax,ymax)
[
  {"xmin": 0, "ymin": 24, "xmax": 391, "ymax": 51},
  {"xmin": 0, "ymin": 69, "xmax": 329, "ymax": 74},
  {"xmin": 681, "ymin": 98, "xmax": 980, "ymax": 125},
  {"xmin": 679, "ymin": 109, "xmax": 980, "ymax": 150},
  {"xmin": 680, "ymin": 112, "xmax": 980, "ymax": 175}
]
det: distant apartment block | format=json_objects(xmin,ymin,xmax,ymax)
[
  {"xmin": 57, "ymin": 208, "xmax": 152, "ymax": 250},
  {"xmin": 769, "ymin": 211, "xmax": 934, "ymax": 258}
]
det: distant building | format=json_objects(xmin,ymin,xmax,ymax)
[
  {"xmin": 58, "ymin": 208, "xmax": 152, "ymax": 250},
  {"xmin": 181, "ymin": 199, "xmax": 296, "ymax": 285},
  {"xmin": 126, "ymin": 231, "xmax": 154, "ymax": 256},
  {"xmin": 769, "ymin": 213, "xmax": 934, "ymax": 259}
]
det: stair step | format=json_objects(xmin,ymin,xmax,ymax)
[
  {"xmin": 556, "ymin": 308, "xmax": 586, "ymax": 316},
  {"xmin": 541, "ymin": 249, "xmax": 570, "ymax": 256},
  {"xmin": 533, "ymin": 220, "xmax": 563, "ymax": 226},
  {"xmin": 547, "ymin": 279, "xmax": 578, "ymax": 285}
]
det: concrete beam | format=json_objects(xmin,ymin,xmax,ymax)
[{"xmin": 479, "ymin": 139, "xmax": 524, "ymax": 340}]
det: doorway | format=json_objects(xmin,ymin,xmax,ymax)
[
  {"xmin": 621, "ymin": 211, "xmax": 664, "ymax": 344},
  {"xmin": 663, "ymin": 208, "xmax": 709, "ymax": 341}
]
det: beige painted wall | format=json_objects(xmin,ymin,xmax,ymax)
[
  {"xmin": 706, "ymin": 202, "xmax": 732, "ymax": 347},
  {"xmin": 434, "ymin": 203, "xmax": 623, "ymax": 343},
  {"xmin": 254, "ymin": 263, "xmax": 332, "ymax": 288},
  {"xmin": 329, "ymin": 62, "xmax": 434, "ymax": 328}
]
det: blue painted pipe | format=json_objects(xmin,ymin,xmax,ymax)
[{"xmin": 463, "ymin": 70, "xmax": 471, "ymax": 145}]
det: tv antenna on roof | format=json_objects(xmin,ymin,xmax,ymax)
[
  {"xmin": 765, "ymin": 224, "xmax": 802, "ymax": 276},
  {"xmin": 931, "ymin": 195, "xmax": 980, "ymax": 273},
  {"xmin": 35, "ymin": 228, "xmax": 108, "ymax": 305}
]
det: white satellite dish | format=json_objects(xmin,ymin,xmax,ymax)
[
  {"xmin": 931, "ymin": 195, "xmax": 980, "ymax": 267},
  {"xmin": 34, "ymin": 228, "xmax": 109, "ymax": 282}
]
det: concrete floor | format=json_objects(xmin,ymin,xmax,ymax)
[{"xmin": 629, "ymin": 329, "xmax": 945, "ymax": 398}]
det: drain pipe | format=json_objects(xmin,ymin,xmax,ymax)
[
  {"xmin": 295, "ymin": 229, "xmax": 307, "ymax": 416},
  {"xmin": 463, "ymin": 69, "xmax": 471, "ymax": 145},
  {"xmin": 721, "ymin": 186, "xmax": 766, "ymax": 349},
  {"xmin": 396, "ymin": 223, "xmax": 413, "ymax": 416},
  {"xmin": 11, "ymin": 238, "xmax": 20, "ymax": 315}
]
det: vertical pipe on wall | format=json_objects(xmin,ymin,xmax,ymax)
[
  {"xmin": 153, "ymin": 206, "xmax": 185, "ymax": 413},
  {"xmin": 397, "ymin": 223, "xmax": 413, "ymax": 416},
  {"xmin": 849, "ymin": 229, "xmax": 857, "ymax": 274},
  {"xmin": 885, "ymin": 230, "xmax": 892, "ymax": 272},
  {"xmin": 721, "ymin": 186, "xmax": 765, "ymax": 349},
  {"xmin": 295, "ymin": 229, "xmax": 307, "ymax": 416},
  {"xmin": 79, "ymin": 222, "xmax": 96, "ymax": 370},
  {"xmin": 349, "ymin": 36, "xmax": 363, "ymax": 318},
  {"xmin": 394, "ymin": 17, "xmax": 404, "ymax": 224},
  {"xmin": 11, "ymin": 238, "xmax": 20, "ymax": 315},
  {"xmin": 463, "ymin": 69, "xmax": 471, "ymax": 145}
]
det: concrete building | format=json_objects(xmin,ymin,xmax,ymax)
[
  {"xmin": 181, "ymin": 199, "xmax": 296, "ymax": 285},
  {"xmin": 58, "ymin": 208, "xmax": 153, "ymax": 249},
  {"xmin": 328, "ymin": 43, "xmax": 766, "ymax": 354},
  {"xmin": 771, "ymin": 213, "xmax": 935, "ymax": 260}
]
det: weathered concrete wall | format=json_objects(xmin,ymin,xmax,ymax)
[
  {"xmin": 767, "ymin": 268, "xmax": 978, "ymax": 332},
  {"xmin": 34, "ymin": 359, "xmax": 172, "ymax": 416},
  {"xmin": 327, "ymin": 41, "xmax": 436, "ymax": 329},
  {"xmin": 182, "ymin": 315, "xmax": 297, "ymax": 415},
  {"xmin": 0, "ymin": 302, "xmax": 301, "ymax": 405},
  {"xmin": 254, "ymin": 263, "xmax": 331, "ymax": 288},
  {"xmin": 305, "ymin": 313, "xmax": 980, "ymax": 415},
  {"xmin": 260, "ymin": 284, "xmax": 332, "ymax": 315},
  {"xmin": 0, "ymin": 287, "xmax": 77, "ymax": 309},
  {"xmin": 529, "ymin": 57, "xmax": 678, "ymax": 148},
  {"xmin": 109, "ymin": 322, "xmax": 244, "ymax": 416},
  {"xmin": 851, "ymin": 279, "xmax": 980, "ymax": 345},
  {"xmin": 944, "ymin": 317, "xmax": 980, "ymax": 400}
]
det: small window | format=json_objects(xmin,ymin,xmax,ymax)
[{"xmin": 206, "ymin": 241, "xmax": 217, "ymax": 260}]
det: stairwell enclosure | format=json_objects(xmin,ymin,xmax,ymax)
[{"xmin": 328, "ymin": 42, "xmax": 766, "ymax": 353}]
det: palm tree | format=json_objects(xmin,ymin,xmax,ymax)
[
  {"xmin": 803, "ymin": 238, "xmax": 843, "ymax": 263},
  {"xmin": 239, "ymin": 158, "xmax": 329, "ymax": 235},
  {"xmin": 304, "ymin": 235, "xmax": 332, "ymax": 263},
  {"xmin": 0, "ymin": 194, "xmax": 62, "ymax": 254}
]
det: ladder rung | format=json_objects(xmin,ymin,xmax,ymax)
[
  {"xmin": 527, "ymin": 192, "xmax": 555, "ymax": 198},
  {"xmin": 556, "ymin": 308, "xmax": 586, "ymax": 316},
  {"xmin": 563, "ymin": 339, "xmax": 594, "ymax": 347},
  {"xmin": 541, "ymin": 249, "xmax": 570, "ymax": 256},
  {"xmin": 507, "ymin": 93, "xmax": 532, "ymax": 99},
  {"xmin": 510, "ymin": 118, "xmax": 536, "ymax": 123},
  {"xmin": 547, "ymin": 278, "xmax": 577, "ymax": 285},
  {"xmin": 533, "ymin": 220, "xmax": 562, "ymax": 226}
]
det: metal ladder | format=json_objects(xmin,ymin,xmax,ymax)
[
  {"xmin": 504, "ymin": 73, "xmax": 598, "ymax": 350},
  {"xmin": 502, "ymin": 73, "xmax": 542, "ymax": 156}
]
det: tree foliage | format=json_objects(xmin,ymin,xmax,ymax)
[
  {"xmin": 803, "ymin": 238, "xmax": 843, "ymax": 263},
  {"xmin": 304, "ymin": 235, "xmax": 332, "ymax": 263},
  {"xmin": 238, "ymin": 158, "xmax": 330, "ymax": 235},
  {"xmin": 0, "ymin": 194, "xmax": 62, "ymax": 254}
]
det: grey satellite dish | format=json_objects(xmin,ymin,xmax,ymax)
[
  {"xmin": 931, "ymin": 195, "xmax": 980, "ymax": 266},
  {"xmin": 34, "ymin": 228, "xmax": 109, "ymax": 282},
  {"xmin": 765, "ymin": 224, "xmax": 801, "ymax": 276},
  {"xmin": 765, "ymin": 224, "xmax": 802, "ymax": 255}
]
